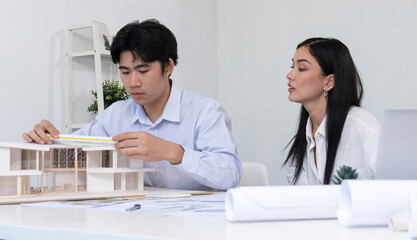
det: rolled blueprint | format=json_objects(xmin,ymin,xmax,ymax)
[
  {"xmin": 225, "ymin": 185, "xmax": 340, "ymax": 222},
  {"xmin": 388, "ymin": 211, "xmax": 408, "ymax": 231},
  {"xmin": 409, "ymin": 197, "xmax": 417, "ymax": 238},
  {"xmin": 337, "ymin": 180, "xmax": 417, "ymax": 227}
]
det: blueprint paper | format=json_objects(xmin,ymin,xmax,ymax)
[
  {"xmin": 388, "ymin": 211, "xmax": 408, "ymax": 231},
  {"xmin": 337, "ymin": 180, "xmax": 417, "ymax": 227},
  {"xmin": 225, "ymin": 185, "xmax": 340, "ymax": 222}
]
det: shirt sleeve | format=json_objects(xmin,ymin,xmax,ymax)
[
  {"xmin": 286, "ymin": 160, "xmax": 310, "ymax": 185},
  {"xmin": 286, "ymin": 165, "xmax": 296, "ymax": 184},
  {"xmin": 362, "ymin": 118, "xmax": 380, "ymax": 179},
  {"xmin": 180, "ymin": 104, "xmax": 242, "ymax": 190},
  {"xmin": 337, "ymin": 108, "xmax": 380, "ymax": 180}
]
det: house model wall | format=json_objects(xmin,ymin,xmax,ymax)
[{"xmin": 0, "ymin": 142, "xmax": 154, "ymax": 198}]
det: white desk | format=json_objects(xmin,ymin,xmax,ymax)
[{"xmin": 0, "ymin": 193, "xmax": 411, "ymax": 240}]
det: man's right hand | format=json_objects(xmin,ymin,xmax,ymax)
[{"xmin": 22, "ymin": 119, "xmax": 60, "ymax": 144}]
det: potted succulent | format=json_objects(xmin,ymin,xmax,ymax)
[
  {"xmin": 87, "ymin": 80, "xmax": 129, "ymax": 114},
  {"xmin": 332, "ymin": 165, "xmax": 359, "ymax": 184}
]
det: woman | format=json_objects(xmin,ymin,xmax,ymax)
[{"xmin": 284, "ymin": 38, "xmax": 379, "ymax": 185}]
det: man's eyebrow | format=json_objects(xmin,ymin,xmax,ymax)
[{"xmin": 119, "ymin": 64, "xmax": 150, "ymax": 70}]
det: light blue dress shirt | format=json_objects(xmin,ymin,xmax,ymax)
[{"xmin": 74, "ymin": 82, "xmax": 241, "ymax": 191}]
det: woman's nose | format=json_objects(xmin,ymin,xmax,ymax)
[{"xmin": 286, "ymin": 70, "xmax": 293, "ymax": 80}]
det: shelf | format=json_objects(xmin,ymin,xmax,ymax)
[
  {"xmin": 70, "ymin": 50, "xmax": 111, "ymax": 58},
  {"xmin": 66, "ymin": 21, "xmax": 114, "ymax": 134},
  {"xmin": 68, "ymin": 23, "xmax": 93, "ymax": 31}
]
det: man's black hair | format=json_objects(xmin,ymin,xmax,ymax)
[{"xmin": 110, "ymin": 19, "xmax": 178, "ymax": 73}]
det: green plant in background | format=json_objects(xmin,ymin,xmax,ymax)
[
  {"xmin": 87, "ymin": 80, "xmax": 129, "ymax": 114},
  {"xmin": 331, "ymin": 165, "xmax": 359, "ymax": 185}
]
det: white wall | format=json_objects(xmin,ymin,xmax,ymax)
[
  {"xmin": 218, "ymin": 0, "xmax": 417, "ymax": 185},
  {"xmin": 0, "ymin": 0, "xmax": 218, "ymax": 141}
]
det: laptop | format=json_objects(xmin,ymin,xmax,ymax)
[{"xmin": 375, "ymin": 110, "xmax": 417, "ymax": 179}]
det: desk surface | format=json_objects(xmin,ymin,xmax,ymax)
[{"xmin": 0, "ymin": 192, "xmax": 411, "ymax": 240}]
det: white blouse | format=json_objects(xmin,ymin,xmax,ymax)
[{"xmin": 286, "ymin": 106, "xmax": 380, "ymax": 185}]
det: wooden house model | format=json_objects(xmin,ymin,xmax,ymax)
[{"xmin": 0, "ymin": 142, "xmax": 154, "ymax": 200}]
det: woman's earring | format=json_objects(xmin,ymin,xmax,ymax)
[{"xmin": 324, "ymin": 91, "xmax": 328, "ymax": 98}]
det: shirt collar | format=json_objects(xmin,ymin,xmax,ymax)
[
  {"xmin": 160, "ymin": 82, "xmax": 181, "ymax": 123},
  {"xmin": 317, "ymin": 115, "xmax": 327, "ymax": 137},
  {"xmin": 131, "ymin": 81, "xmax": 181, "ymax": 126},
  {"xmin": 305, "ymin": 114, "xmax": 328, "ymax": 141}
]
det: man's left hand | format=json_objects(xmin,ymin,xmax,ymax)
[{"xmin": 112, "ymin": 131, "xmax": 184, "ymax": 165}]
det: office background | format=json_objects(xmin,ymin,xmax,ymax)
[{"xmin": 1, "ymin": 0, "xmax": 416, "ymax": 185}]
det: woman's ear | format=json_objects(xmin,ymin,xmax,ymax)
[{"xmin": 325, "ymin": 74, "xmax": 335, "ymax": 91}]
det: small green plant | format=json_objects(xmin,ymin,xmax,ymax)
[
  {"xmin": 87, "ymin": 80, "xmax": 129, "ymax": 114},
  {"xmin": 331, "ymin": 165, "xmax": 359, "ymax": 185}
]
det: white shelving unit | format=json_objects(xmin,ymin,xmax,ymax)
[{"xmin": 65, "ymin": 20, "xmax": 116, "ymax": 133}]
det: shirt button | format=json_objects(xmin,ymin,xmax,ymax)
[
  {"xmin": 187, "ymin": 165, "xmax": 192, "ymax": 170},
  {"xmin": 154, "ymin": 172, "xmax": 158, "ymax": 176}
]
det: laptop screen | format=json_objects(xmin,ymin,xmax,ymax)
[{"xmin": 375, "ymin": 110, "xmax": 417, "ymax": 179}]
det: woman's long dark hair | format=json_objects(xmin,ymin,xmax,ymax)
[{"xmin": 284, "ymin": 38, "xmax": 363, "ymax": 184}]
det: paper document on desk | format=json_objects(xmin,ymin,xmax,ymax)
[
  {"xmin": 22, "ymin": 198, "xmax": 133, "ymax": 209},
  {"xmin": 225, "ymin": 185, "xmax": 340, "ymax": 222},
  {"xmin": 23, "ymin": 193, "xmax": 226, "ymax": 214},
  {"xmin": 337, "ymin": 180, "xmax": 417, "ymax": 227}
]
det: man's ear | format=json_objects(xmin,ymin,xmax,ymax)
[
  {"xmin": 324, "ymin": 74, "xmax": 335, "ymax": 91},
  {"xmin": 164, "ymin": 58, "xmax": 175, "ymax": 77}
]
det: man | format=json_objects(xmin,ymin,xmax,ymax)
[{"xmin": 23, "ymin": 19, "xmax": 241, "ymax": 191}]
